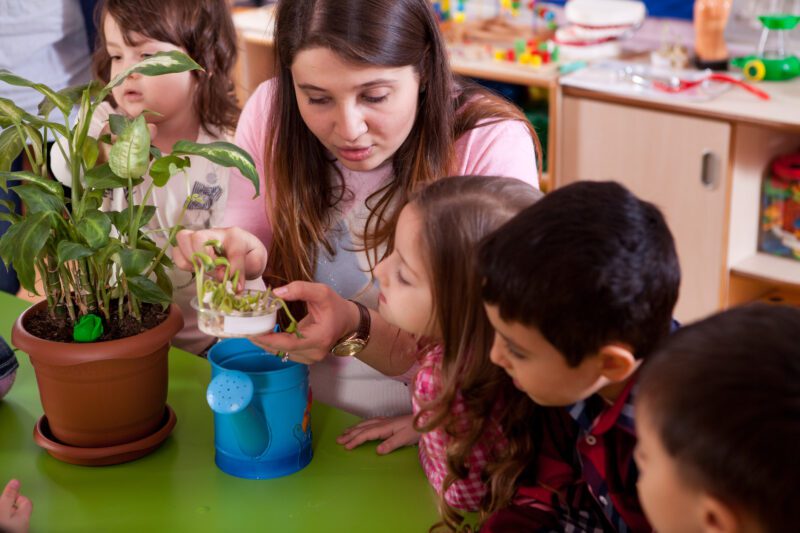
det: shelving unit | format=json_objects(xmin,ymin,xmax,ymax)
[
  {"xmin": 559, "ymin": 79, "xmax": 800, "ymax": 320},
  {"xmin": 727, "ymin": 123, "xmax": 800, "ymax": 305}
]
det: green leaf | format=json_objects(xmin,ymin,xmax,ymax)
[
  {"xmin": 21, "ymin": 113, "xmax": 69, "ymax": 139},
  {"xmin": 9, "ymin": 212, "xmax": 52, "ymax": 293},
  {"xmin": 56, "ymin": 240, "xmax": 94, "ymax": 263},
  {"xmin": 83, "ymin": 189, "xmax": 105, "ymax": 211},
  {"xmin": 12, "ymin": 184, "xmax": 65, "ymax": 214},
  {"xmin": 0, "ymin": 70, "xmax": 72, "ymax": 115},
  {"xmin": 20, "ymin": 125, "xmax": 44, "ymax": 167},
  {"xmin": 119, "ymin": 248, "xmax": 156, "ymax": 277},
  {"xmin": 108, "ymin": 114, "xmax": 130, "ymax": 136},
  {"xmin": 38, "ymin": 80, "xmax": 103, "ymax": 117},
  {"xmin": 172, "ymin": 140, "xmax": 259, "ymax": 197},
  {"xmin": 154, "ymin": 263, "xmax": 173, "ymax": 299},
  {"xmin": 0, "ymin": 97, "xmax": 27, "ymax": 125},
  {"xmin": 109, "ymin": 115, "xmax": 150, "ymax": 180},
  {"xmin": 82, "ymin": 136, "xmax": 99, "ymax": 170},
  {"xmin": 100, "ymin": 51, "xmax": 203, "ymax": 101},
  {"xmin": 0, "ymin": 127, "xmax": 24, "ymax": 172},
  {"xmin": 95, "ymin": 241, "xmax": 122, "ymax": 269},
  {"xmin": 149, "ymin": 145, "xmax": 162, "ymax": 159},
  {"xmin": 137, "ymin": 205, "xmax": 157, "ymax": 228},
  {"xmin": 127, "ymin": 275, "xmax": 171, "ymax": 307},
  {"xmin": 85, "ymin": 162, "xmax": 143, "ymax": 189},
  {"xmin": 77, "ymin": 210, "xmax": 111, "ymax": 249},
  {"xmin": 149, "ymin": 155, "xmax": 191, "ymax": 187},
  {"xmin": 109, "ymin": 210, "xmax": 129, "ymax": 234},
  {"xmin": 0, "ymin": 170, "xmax": 64, "ymax": 197}
]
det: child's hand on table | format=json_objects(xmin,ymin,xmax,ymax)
[
  {"xmin": 337, "ymin": 414, "xmax": 420, "ymax": 455},
  {"xmin": 0, "ymin": 479, "xmax": 32, "ymax": 533}
]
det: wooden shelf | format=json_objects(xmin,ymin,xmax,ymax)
[{"xmin": 731, "ymin": 253, "xmax": 800, "ymax": 288}]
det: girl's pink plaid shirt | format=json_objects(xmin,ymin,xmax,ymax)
[{"xmin": 412, "ymin": 344, "xmax": 508, "ymax": 511}]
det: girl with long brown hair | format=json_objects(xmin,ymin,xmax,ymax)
[
  {"xmin": 337, "ymin": 176, "xmax": 542, "ymax": 530},
  {"xmin": 173, "ymin": 0, "xmax": 540, "ymax": 418}
]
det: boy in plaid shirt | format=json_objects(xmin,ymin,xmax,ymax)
[{"xmin": 477, "ymin": 181, "xmax": 681, "ymax": 532}]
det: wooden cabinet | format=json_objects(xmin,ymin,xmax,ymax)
[{"xmin": 558, "ymin": 96, "xmax": 732, "ymax": 323}]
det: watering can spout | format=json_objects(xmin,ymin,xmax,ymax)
[{"xmin": 207, "ymin": 371, "xmax": 270, "ymax": 458}]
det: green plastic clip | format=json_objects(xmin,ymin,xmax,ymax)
[{"xmin": 73, "ymin": 314, "xmax": 103, "ymax": 342}]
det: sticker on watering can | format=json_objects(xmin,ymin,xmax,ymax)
[{"xmin": 223, "ymin": 315, "xmax": 277, "ymax": 336}]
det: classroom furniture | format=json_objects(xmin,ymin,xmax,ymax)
[
  {"xmin": 0, "ymin": 293, "xmax": 440, "ymax": 532},
  {"xmin": 558, "ymin": 77, "xmax": 800, "ymax": 322}
]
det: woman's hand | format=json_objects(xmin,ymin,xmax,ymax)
[
  {"xmin": 0, "ymin": 479, "xmax": 32, "ymax": 533},
  {"xmin": 172, "ymin": 227, "xmax": 268, "ymax": 290},
  {"xmin": 247, "ymin": 281, "xmax": 360, "ymax": 365},
  {"xmin": 336, "ymin": 414, "xmax": 420, "ymax": 454}
]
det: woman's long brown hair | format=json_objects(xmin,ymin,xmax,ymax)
[
  {"xmin": 265, "ymin": 0, "xmax": 541, "ymax": 291},
  {"xmin": 92, "ymin": 0, "xmax": 240, "ymax": 135},
  {"xmin": 408, "ymin": 176, "xmax": 543, "ymax": 531}
]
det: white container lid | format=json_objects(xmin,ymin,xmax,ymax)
[{"xmin": 565, "ymin": 0, "xmax": 646, "ymax": 28}]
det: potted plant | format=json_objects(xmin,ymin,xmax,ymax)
[{"xmin": 0, "ymin": 51, "xmax": 259, "ymax": 464}]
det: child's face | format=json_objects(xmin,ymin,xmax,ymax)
[
  {"xmin": 484, "ymin": 304, "xmax": 608, "ymax": 406},
  {"xmin": 104, "ymin": 15, "xmax": 196, "ymax": 126},
  {"xmin": 634, "ymin": 404, "xmax": 706, "ymax": 533},
  {"xmin": 374, "ymin": 204, "xmax": 436, "ymax": 338},
  {"xmin": 290, "ymin": 47, "xmax": 420, "ymax": 173}
]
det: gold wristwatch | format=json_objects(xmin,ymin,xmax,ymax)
[{"xmin": 330, "ymin": 300, "xmax": 371, "ymax": 357}]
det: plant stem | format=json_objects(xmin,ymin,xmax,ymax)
[
  {"xmin": 143, "ymin": 195, "xmax": 192, "ymax": 278},
  {"xmin": 77, "ymin": 258, "xmax": 98, "ymax": 313},
  {"xmin": 130, "ymin": 182, "xmax": 155, "ymax": 249}
]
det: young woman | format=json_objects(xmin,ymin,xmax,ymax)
[{"xmin": 173, "ymin": 0, "xmax": 540, "ymax": 418}]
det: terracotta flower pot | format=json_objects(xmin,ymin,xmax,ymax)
[{"xmin": 12, "ymin": 301, "xmax": 183, "ymax": 448}]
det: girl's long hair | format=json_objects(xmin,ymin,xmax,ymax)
[
  {"xmin": 266, "ymin": 0, "xmax": 541, "ymax": 292},
  {"xmin": 92, "ymin": 0, "xmax": 240, "ymax": 135},
  {"xmin": 409, "ymin": 176, "xmax": 543, "ymax": 531}
]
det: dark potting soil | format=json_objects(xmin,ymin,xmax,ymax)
[{"xmin": 26, "ymin": 302, "xmax": 169, "ymax": 343}]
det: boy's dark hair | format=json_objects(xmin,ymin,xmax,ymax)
[
  {"xmin": 638, "ymin": 304, "xmax": 800, "ymax": 533},
  {"xmin": 479, "ymin": 181, "xmax": 680, "ymax": 366}
]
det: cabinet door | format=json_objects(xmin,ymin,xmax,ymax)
[{"xmin": 559, "ymin": 96, "xmax": 731, "ymax": 323}]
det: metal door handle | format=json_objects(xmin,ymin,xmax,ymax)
[{"xmin": 701, "ymin": 150, "xmax": 718, "ymax": 190}]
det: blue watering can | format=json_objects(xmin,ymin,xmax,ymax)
[{"xmin": 206, "ymin": 339, "xmax": 313, "ymax": 479}]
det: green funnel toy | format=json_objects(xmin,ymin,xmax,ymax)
[{"xmin": 732, "ymin": 15, "xmax": 800, "ymax": 81}]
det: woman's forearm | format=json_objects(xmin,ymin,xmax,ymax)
[{"xmin": 353, "ymin": 306, "xmax": 418, "ymax": 377}]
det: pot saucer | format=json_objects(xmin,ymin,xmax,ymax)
[{"xmin": 33, "ymin": 405, "xmax": 177, "ymax": 466}]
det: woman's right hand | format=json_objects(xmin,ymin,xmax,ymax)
[{"xmin": 172, "ymin": 227, "xmax": 268, "ymax": 289}]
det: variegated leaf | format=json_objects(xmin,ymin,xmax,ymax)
[
  {"xmin": 108, "ymin": 115, "xmax": 150, "ymax": 179},
  {"xmin": 0, "ymin": 170, "xmax": 64, "ymax": 197},
  {"xmin": 172, "ymin": 140, "xmax": 259, "ymax": 197},
  {"xmin": 100, "ymin": 51, "xmax": 203, "ymax": 101},
  {"xmin": 0, "ymin": 70, "xmax": 72, "ymax": 115}
]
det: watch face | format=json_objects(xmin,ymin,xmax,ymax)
[{"xmin": 331, "ymin": 339, "xmax": 367, "ymax": 357}]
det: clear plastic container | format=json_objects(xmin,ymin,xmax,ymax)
[{"xmin": 191, "ymin": 290, "xmax": 280, "ymax": 338}]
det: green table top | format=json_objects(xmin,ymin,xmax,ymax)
[{"xmin": 0, "ymin": 293, "xmax": 440, "ymax": 532}]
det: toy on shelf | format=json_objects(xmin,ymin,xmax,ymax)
[
  {"xmin": 732, "ymin": 15, "xmax": 800, "ymax": 80},
  {"xmin": 555, "ymin": 0, "xmax": 646, "ymax": 61},
  {"xmin": 436, "ymin": 0, "xmax": 561, "ymax": 70},
  {"xmin": 759, "ymin": 153, "xmax": 800, "ymax": 261},
  {"xmin": 693, "ymin": 0, "xmax": 733, "ymax": 70}
]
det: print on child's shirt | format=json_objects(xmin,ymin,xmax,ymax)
[{"xmin": 185, "ymin": 178, "xmax": 223, "ymax": 229}]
